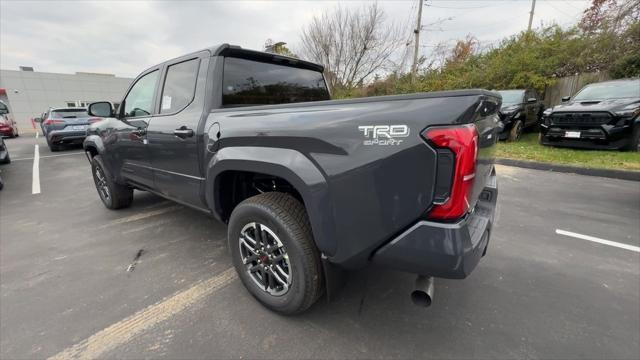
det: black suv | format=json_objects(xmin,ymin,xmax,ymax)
[
  {"xmin": 496, "ymin": 89, "xmax": 543, "ymax": 141},
  {"xmin": 540, "ymin": 78, "xmax": 640, "ymax": 151}
]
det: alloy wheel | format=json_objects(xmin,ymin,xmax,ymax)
[
  {"xmin": 94, "ymin": 166, "xmax": 110, "ymax": 202},
  {"xmin": 239, "ymin": 222, "xmax": 292, "ymax": 296}
]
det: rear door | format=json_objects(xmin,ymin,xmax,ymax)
[{"xmin": 146, "ymin": 52, "xmax": 208, "ymax": 208}]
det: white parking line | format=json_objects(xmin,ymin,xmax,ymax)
[
  {"xmin": 12, "ymin": 152, "xmax": 84, "ymax": 161},
  {"xmin": 556, "ymin": 229, "xmax": 640, "ymax": 253},
  {"xmin": 48, "ymin": 268, "xmax": 237, "ymax": 360},
  {"xmin": 32, "ymin": 144, "xmax": 40, "ymax": 194}
]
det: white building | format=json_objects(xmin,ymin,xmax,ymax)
[{"xmin": 0, "ymin": 68, "xmax": 132, "ymax": 132}]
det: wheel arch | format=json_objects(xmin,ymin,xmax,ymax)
[
  {"xmin": 83, "ymin": 134, "xmax": 105, "ymax": 158},
  {"xmin": 206, "ymin": 146, "xmax": 338, "ymax": 256}
]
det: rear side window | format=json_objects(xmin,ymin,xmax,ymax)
[
  {"xmin": 222, "ymin": 57, "xmax": 330, "ymax": 107},
  {"xmin": 160, "ymin": 58, "xmax": 200, "ymax": 114}
]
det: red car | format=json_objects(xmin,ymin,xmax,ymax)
[{"xmin": 0, "ymin": 101, "xmax": 19, "ymax": 138}]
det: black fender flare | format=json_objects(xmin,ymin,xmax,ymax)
[
  {"xmin": 205, "ymin": 146, "xmax": 338, "ymax": 256},
  {"xmin": 83, "ymin": 134, "xmax": 105, "ymax": 160}
]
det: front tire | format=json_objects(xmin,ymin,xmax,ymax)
[
  {"xmin": 228, "ymin": 192, "xmax": 323, "ymax": 315},
  {"xmin": 508, "ymin": 120, "xmax": 524, "ymax": 141},
  {"xmin": 91, "ymin": 155, "xmax": 133, "ymax": 209}
]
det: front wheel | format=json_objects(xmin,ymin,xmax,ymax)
[
  {"xmin": 91, "ymin": 155, "xmax": 133, "ymax": 209},
  {"xmin": 228, "ymin": 192, "xmax": 324, "ymax": 315},
  {"xmin": 508, "ymin": 120, "xmax": 524, "ymax": 141}
]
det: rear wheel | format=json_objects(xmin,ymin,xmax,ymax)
[
  {"xmin": 228, "ymin": 192, "xmax": 323, "ymax": 314},
  {"xmin": 508, "ymin": 120, "xmax": 524, "ymax": 141},
  {"xmin": 629, "ymin": 126, "xmax": 640, "ymax": 152},
  {"xmin": 47, "ymin": 138, "xmax": 60, "ymax": 152},
  {"xmin": 91, "ymin": 155, "xmax": 133, "ymax": 209},
  {"xmin": 0, "ymin": 152, "xmax": 10, "ymax": 164}
]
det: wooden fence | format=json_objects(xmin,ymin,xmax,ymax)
[{"xmin": 543, "ymin": 72, "xmax": 611, "ymax": 107}]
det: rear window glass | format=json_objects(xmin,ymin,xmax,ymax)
[
  {"xmin": 51, "ymin": 109, "xmax": 87, "ymax": 118},
  {"xmin": 222, "ymin": 57, "xmax": 330, "ymax": 107}
]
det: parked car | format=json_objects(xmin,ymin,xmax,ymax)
[
  {"xmin": 36, "ymin": 108, "xmax": 101, "ymax": 151},
  {"xmin": 540, "ymin": 78, "xmax": 640, "ymax": 151},
  {"xmin": 84, "ymin": 44, "xmax": 500, "ymax": 314},
  {"xmin": 0, "ymin": 137, "xmax": 10, "ymax": 191},
  {"xmin": 0, "ymin": 100, "xmax": 19, "ymax": 138},
  {"xmin": 496, "ymin": 89, "xmax": 543, "ymax": 141}
]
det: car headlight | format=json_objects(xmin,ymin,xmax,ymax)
[
  {"xmin": 543, "ymin": 108, "xmax": 553, "ymax": 116},
  {"xmin": 614, "ymin": 104, "xmax": 640, "ymax": 118}
]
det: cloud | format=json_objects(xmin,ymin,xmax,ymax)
[{"xmin": 0, "ymin": 0, "xmax": 590, "ymax": 78}]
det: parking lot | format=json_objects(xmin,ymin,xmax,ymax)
[{"xmin": 0, "ymin": 134, "xmax": 638, "ymax": 359}]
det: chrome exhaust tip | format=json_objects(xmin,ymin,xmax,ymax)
[{"xmin": 411, "ymin": 275, "xmax": 434, "ymax": 307}]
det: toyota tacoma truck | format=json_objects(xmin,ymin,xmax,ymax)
[
  {"xmin": 540, "ymin": 78, "xmax": 640, "ymax": 151},
  {"xmin": 84, "ymin": 44, "xmax": 500, "ymax": 314}
]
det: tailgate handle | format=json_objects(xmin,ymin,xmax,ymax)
[{"xmin": 174, "ymin": 126, "xmax": 194, "ymax": 139}]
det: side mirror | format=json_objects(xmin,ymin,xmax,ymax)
[
  {"xmin": 88, "ymin": 102, "xmax": 114, "ymax": 118},
  {"xmin": 561, "ymin": 96, "xmax": 570, "ymax": 102},
  {"xmin": 527, "ymin": 97, "xmax": 537, "ymax": 103},
  {"xmin": 33, "ymin": 117, "xmax": 42, "ymax": 123}
]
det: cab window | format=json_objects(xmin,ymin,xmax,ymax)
[
  {"xmin": 123, "ymin": 70, "xmax": 159, "ymax": 118},
  {"xmin": 160, "ymin": 58, "xmax": 200, "ymax": 114}
]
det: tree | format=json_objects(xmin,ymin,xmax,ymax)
[
  {"xmin": 264, "ymin": 39, "xmax": 297, "ymax": 58},
  {"xmin": 299, "ymin": 2, "xmax": 404, "ymax": 91}
]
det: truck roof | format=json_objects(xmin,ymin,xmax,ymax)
[{"xmin": 142, "ymin": 44, "xmax": 324, "ymax": 75}]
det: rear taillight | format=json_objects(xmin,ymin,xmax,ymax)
[
  {"xmin": 423, "ymin": 124, "xmax": 479, "ymax": 220},
  {"xmin": 43, "ymin": 119, "xmax": 65, "ymax": 125}
]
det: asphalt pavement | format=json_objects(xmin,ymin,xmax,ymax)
[{"xmin": 1, "ymin": 134, "xmax": 639, "ymax": 359}]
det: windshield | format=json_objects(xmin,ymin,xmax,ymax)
[
  {"xmin": 573, "ymin": 80, "xmax": 640, "ymax": 101},
  {"xmin": 497, "ymin": 90, "xmax": 524, "ymax": 105},
  {"xmin": 51, "ymin": 109, "xmax": 87, "ymax": 119}
]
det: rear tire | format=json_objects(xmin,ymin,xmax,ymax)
[
  {"xmin": 91, "ymin": 155, "xmax": 133, "ymax": 209},
  {"xmin": 629, "ymin": 126, "xmax": 640, "ymax": 152},
  {"xmin": 228, "ymin": 192, "xmax": 323, "ymax": 315},
  {"xmin": 508, "ymin": 120, "xmax": 524, "ymax": 141},
  {"xmin": 0, "ymin": 152, "xmax": 10, "ymax": 164},
  {"xmin": 47, "ymin": 138, "xmax": 60, "ymax": 152}
]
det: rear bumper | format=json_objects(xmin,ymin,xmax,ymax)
[
  {"xmin": 372, "ymin": 168, "xmax": 498, "ymax": 279},
  {"xmin": 0, "ymin": 127, "xmax": 14, "ymax": 136},
  {"xmin": 47, "ymin": 130, "xmax": 87, "ymax": 144}
]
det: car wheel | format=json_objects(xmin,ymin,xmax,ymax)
[
  {"xmin": 0, "ymin": 152, "xmax": 10, "ymax": 164},
  {"xmin": 630, "ymin": 126, "xmax": 640, "ymax": 152},
  {"xmin": 91, "ymin": 154, "xmax": 133, "ymax": 209},
  {"xmin": 508, "ymin": 120, "xmax": 523, "ymax": 141},
  {"xmin": 228, "ymin": 192, "xmax": 324, "ymax": 315}
]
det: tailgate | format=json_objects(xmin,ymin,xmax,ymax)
[{"xmin": 470, "ymin": 97, "xmax": 500, "ymax": 210}]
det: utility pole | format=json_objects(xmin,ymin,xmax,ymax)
[
  {"xmin": 411, "ymin": 0, "xmax": 424, "ymax": 83},
  {"xmin": 527, "ymin": 0, "xmax": 537, "ymax": 32}
]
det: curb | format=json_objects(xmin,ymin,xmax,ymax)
[{"xmin": 495, "ymin": 158, "xmax": 640, "ymax": 182}]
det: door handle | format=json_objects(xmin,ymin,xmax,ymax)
[{"xmin": 174, "ymin": 126, "xmax": 194, "ymax": 139}]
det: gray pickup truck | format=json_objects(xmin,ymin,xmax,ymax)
[{"xmin": 84, "ymin": 44, "xmax": 500, "ymax": 314}]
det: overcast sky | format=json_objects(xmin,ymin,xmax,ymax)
[{"xmin": 0, "ymin": 0, "xmax": 591, "ymax": 78}]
